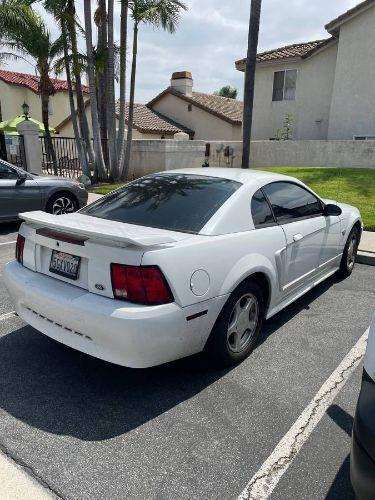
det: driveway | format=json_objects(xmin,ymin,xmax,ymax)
[{"xmin": 0, "ymin": 223, "xmax": 374, "ymax": 499}]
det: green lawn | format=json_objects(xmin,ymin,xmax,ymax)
[
  {"xmin": 90, "ymin": 167, "xmax": 375, "ymax": 231},
  {"xmin": 261, "ymin": 167, "xmax": 375, "ymax": 231},
  {"xmin": 90, "ymin": 182, "xmax": 125, "ymax": 195}
]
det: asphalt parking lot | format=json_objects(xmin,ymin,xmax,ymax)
[{"xmin": 0, "ymin": 222, "xmax": 374, "ymax": 500}]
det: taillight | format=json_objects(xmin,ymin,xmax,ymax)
[
  {"xmin": 110, "ymin": 264, "xmax": 173, "ymax": 305},
  {"xmin": 15, "ymin": 234, "xmax": 25, "ymax": 264}
]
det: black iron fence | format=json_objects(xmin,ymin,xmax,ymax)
[
  {"xmin": 8, "ymin": 135, "xmax": 27, "ymax": 170},
  {"xmin": 39, "ymin": 136, "xmax": 110, "ymax": 178},
  {"xmin": 40, "ymin": 136, "xmax": 82, "ymax": 178}
]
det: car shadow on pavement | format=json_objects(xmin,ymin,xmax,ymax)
[
  {"xmin": 0, "ymin": 222, "xmax": 21, "ymax": 235},
  {"xmin": 0, "ymin": 273, "xmax": 348, "ymax": 442},
  {"xmin": 0, "ymin": 324, "xmax": 232, "ymax": 441},
  {"xmin": 259, "ymin": 274, "xmax": 345, "ymax": 348},
  {"xmin": 325, "ymin": 405, "xmax": 355, "ymax": 499}
]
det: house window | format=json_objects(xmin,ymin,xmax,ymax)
[
  {"xmin": 354, "ymin": 135, "xmax": 375, "ymax": 140},
  {"xmin": 188, "ymin": 104, "xmax": 193, "ymax": 112},
  {"xmin": 272, "ymin": 70, "xmax": 297, "ymax": 101}
]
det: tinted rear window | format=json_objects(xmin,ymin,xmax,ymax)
[{"xmin": 81, "ymin": 174, "xmax": 241, "ymax": 233}]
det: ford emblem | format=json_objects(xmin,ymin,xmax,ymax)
[{"xmin": 95, "ymin": 284, "xmax": 105, "ymax": 291}]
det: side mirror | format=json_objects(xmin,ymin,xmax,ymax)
[
  {"xmin": 323, "ymin": 203, "xmax": 342, "ymax": 217},
  {"xmin": 16, "ymin": 172, "xmax": 27, "ymax": 185}
]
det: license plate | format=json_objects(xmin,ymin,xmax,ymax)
[{"xmin": 49, "ymin": 250, "xmax": 81, "ymax": 280}]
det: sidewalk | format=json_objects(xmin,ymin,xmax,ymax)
[
  {"xmin": 0, "ymin": 451, "xmax": 52, "ymax": 500},
  {"xmin": 358, "ymin": 231, "xmax": 375, "ymax": 265}
]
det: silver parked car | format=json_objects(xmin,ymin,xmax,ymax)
[{"xmin": 0, "ymin": 159, "xmax": 88, "ymax": 222}]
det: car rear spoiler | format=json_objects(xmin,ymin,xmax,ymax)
[{"xmin": 19, "ymin": 211, "xmax": 179, "ymax": 248}]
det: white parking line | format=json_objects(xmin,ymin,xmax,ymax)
[
  {"xmin": 238, "ymin": 329, "xmax": 369, "ymax": 500},
  {"xmin": 0, "ymin": 311, "xmax": 16, "ymax": 322},
  {"xmin": 0, "ymin": 241, "xmax": 16, "ymax": 247}
]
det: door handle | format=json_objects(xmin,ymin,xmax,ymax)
[{"xmin": 293, "ymin": 233, "xmax": 303, "ymax": 242}]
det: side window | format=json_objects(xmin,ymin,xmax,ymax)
[
  {"xmin": 262, "ymin": 182, "xmax": 323, "ymax": 223},
  {"xmin": 0, "ymin": 162, "xmax": 18, "ymax": 180},
  {"xmin": 272, "ymin": 69, "xmax": 297, "ymax": 101},
  {"xmin": 251, "ymin": 189, "xmax": 275, "ymax": 228}
]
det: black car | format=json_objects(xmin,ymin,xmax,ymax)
[{"xmin": 351, "ymin": 314, "xmax": 375, "ymax": 499}]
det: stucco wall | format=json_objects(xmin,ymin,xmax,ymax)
[
  {"xmin": 129, "ymin": 140, "xmax": 206, "ymax": 179},
  {"xmin": 150, "ymin": 93, "xmax": 242, "ymax": 141},
  {"xmin": 251, "ymin": 42, "xmax": 338, "ymax": 141},
  {"xmin": 250, "ymin": 140, "xmax": 375, "ymax": 168},
  {"xmin": 0, "ymin": 80, "xmax": 77, "ymax": 128},
  {"xmin": 129, "ymin": 139, "xmax": 375, "ymax": 179},
  {"xmin": 328, "ymin": 7, "xmax": 375, "ymax": 139}
]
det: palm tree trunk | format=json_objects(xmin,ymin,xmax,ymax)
[
  {"xmin": 117, "ymin": 0, "xmax": 128, "ymax": 170},
  {"xmin": 121, "ymin": 22, "xmax": 138, "ymax": 181},
  {"xmin": 83, "ymin": 0, "xmax": 107, "ymax": 180},
  {"xmin": 241, "ymin": 0, "xmax": 262, "ymax": 169},
  {"xmin": 62, "ymin": 20, "xmax": 90, "ymax": 179},
  {"xmin": 67, "ymin": 0, "xmax": 95, "ymax": 172},
  {"xmin": 106, "ymin": 0, "xmax": 118, "ymax": 179},
  {"xmin": 0, "ymin": 99, "xmax": 7, "ymax": 161},
  {"xmin": 97, "ymin": 0, "xmax": 108, "ymax": 164},
  {"xmin": 40, "ymin": 89, "xmax": 58, "ymax": 176}
]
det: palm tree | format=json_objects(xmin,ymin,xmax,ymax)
[
  {"xmin": 60, "ymin": 19, "xmax": 91, "ymax": 177},
  {"xmin": 95, "ymin": 0, "xmax": 108, "ymax": 161},
  {"xmin": 106, "ymin": 0, "xmax": 118, "ymax": 179},
  {"xmin": 83, "ymin": 0, "xmax": 107, "ymax": 180},
  {"xmin": 117, "ymin": 0, "xmax": 129, "ymax": 171},
  {"xmin": 42, "ymin": 0, "xmax": 91, "ymax": 177},
  {"xmin": 241, "ymin": 0, "xmax": 262, "ymax": 169},
  {"xmin": 121, "ymin": 0, "xmax": 187, "ymax": 181},
  {"xmin": 65, "ymin": 0, "xmax": 96, "ymax": 173},
  {"xmin": 0, "ymin": 0, "xmax": 62, "ymax": 174}
]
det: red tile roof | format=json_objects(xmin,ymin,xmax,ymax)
[
  {"xmin": 235, "ymin": 38, "xmax": 333, "ymax": 67},
  {"xmin": 148, "ymin": 88, "xmax": 243, "ymax": 125},
  {"xmin": 56, "ymin": 100, "xmax": 194, "ymax": 137},
  {"xmin": 0, "ymin": 69, "xmax": 89, "ymax": 94},
  {"xmin": 116, "ymin": 102, "xmax": 194, "ymax": 136},
  {"xmin": 325, "ymin": 0, "xmax": 375, "ymax": 33}
]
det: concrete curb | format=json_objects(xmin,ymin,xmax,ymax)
[
  {"xmin": 357, "ymin": 251, "xmax": 375, "ymax": 266},
  {"xmin": 358, "ymin": 231, "xmax": 375, "ymax": 266}
]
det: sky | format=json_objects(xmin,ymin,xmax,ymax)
[{"xmin": 4, "ymin": 0, "xmax": 361, "ymax": 103}]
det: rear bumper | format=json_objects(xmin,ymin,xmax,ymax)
[
  {"xmin": 4, "ymin": 260, "xmax": 227, "ymax": 368},
  {"xmin": 351, "ymin": 371, "xmax": 375, "ymax": 499}
]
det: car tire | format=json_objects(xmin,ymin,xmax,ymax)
[
  {"xmin": 205, "ymin": 280, "xmax": 265, "ymax": 368},
  {"xmin": 46, "ymin": 192, "xmax": 78, "ymax": 215},
  {"xmin": 338, "ymin": 226, "xmax": 360, "ymax": 278}
]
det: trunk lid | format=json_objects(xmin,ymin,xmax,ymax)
[{"xmin": 19, "ymin": 211, "xmax": 190, "ymax": 299}]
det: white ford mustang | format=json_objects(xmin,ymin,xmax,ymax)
[{"xmin": 4, "ymin": 168, "xmax": 362, "ymax": 368}]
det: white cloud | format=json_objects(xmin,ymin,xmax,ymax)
[{"xmin": 2, "ymin": 0, "xmax": 361, "ymax": 104}]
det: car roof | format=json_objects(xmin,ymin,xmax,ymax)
[{"xmin": 163, "ymin": 167, "xmax": 295, "ymax": 186}]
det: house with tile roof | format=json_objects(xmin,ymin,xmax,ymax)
[
  {"xmin": 55, "ymin": 99, "xmax": 194, "ymax": 139},
  {"xmin": 57, "ymin": 71, "xmax": 242, "ymax": 141},
  {"xmin": 147, "ymin": 71, "xmax": 243, "ymax": 141},
  {"xmin": 0, "ymin": 69, "xmax": 89, "ymax": 129},
  {"xmin": 236, "ymin": 0, "xmax": 375, "ymax": 141}
]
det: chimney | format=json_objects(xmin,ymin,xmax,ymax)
[{"xmin": 170, "ymin": 71, "xmax": 193, "ymax": 97}]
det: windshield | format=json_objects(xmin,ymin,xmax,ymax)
[{"xmin": 81, "ymin": 173, "xmax": 241, "ymax": 233}]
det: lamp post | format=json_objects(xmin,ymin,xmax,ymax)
[{"xmin": 22, "ymin": 101, "xmax": 30, "ymax": 120}]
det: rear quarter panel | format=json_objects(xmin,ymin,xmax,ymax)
[{"xmin": 141, "ymin": 226, "xmax": 287, "ymax": 310}]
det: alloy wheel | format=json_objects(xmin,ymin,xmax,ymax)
[
  {"xmin": 347, "ymin": 234, "xmax": 358, "ymax": 271},
  {"xmin": 52, "ymin": 196, "xmax": 75, "ymax": 215},
  {"xmin": 227, "ymin": 293, "xmax": 259, "ymax": 353}
]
